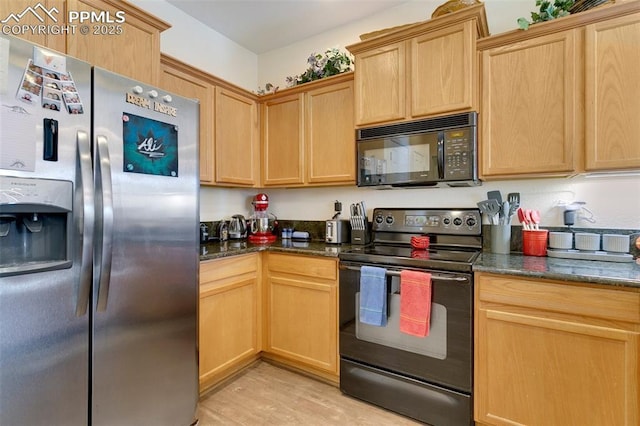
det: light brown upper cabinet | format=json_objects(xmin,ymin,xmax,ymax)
[
  {"xmin": 261, "ymin": 73, "xmax": 355, "ymax": 187},
  {"xmin": 261, "ymin": 93, "xmax": 304, "ymax": 186},
  {"xmin": 160, "ymin": 55, "xmax": 215, "ymax": 184},
  {"xmin": 305, "ymin": 80, "xmax": 356, "ymax": 185},
  {"xmin": 478, "ymin": 2, "xmax": 640, "ymax": 179},
  {"xmin": 0, "ymin": 0, "xmax": 66, "ymax": 52},
  {"xmin": 1, "ymin": 0, "xmax": 168, "ymax": 85},
  {"xmin": 66, "ymin": 0, "xmax": 169, "ymax": 85},
  {"xmin": 160, "ymin": 55, "xmax": 259, "ymax": 187},
  {"xmin": 346, "ymin": 4, "xmax": 488, "ymax": 127},
  {"xmin": 215, "ymin": 87, "xmax": 260, "ymax": 187},
  {"xmin": 585, "ymin": 11, "xmax": 640, "ymax": 171},
  {"xmin": 479, "ymin": 30, "xmax": 581, "ymax": 178}
]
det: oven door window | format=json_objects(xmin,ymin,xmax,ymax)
[
  {"xmin": 358, "ymin": 133, "xmax": 439, "ymax": 186},
  {"xmin": 356, "ymin": 288, "xmax": 447, "ymax": 359},
  {"xmin": 339, "ymin": 263, "xmax": 472, "ymax": 392}
]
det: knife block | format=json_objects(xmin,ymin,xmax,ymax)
[{"xmin": 351, "ymin": 224, "xmax": 371, "ymax": 245}]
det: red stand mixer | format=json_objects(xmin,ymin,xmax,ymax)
[{"xmin": 248, "ymin": 193, "xmax": 278, "ymax": 244}]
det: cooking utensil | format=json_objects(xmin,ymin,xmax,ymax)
[
  {"xmin": 507, "ymin": 193, "xmax": 520, "ymax": 223},
  {"xmin": 530, "ymin": 209, "xmax": 541, "ymax": 230},
  {"xmin": 507, "ymin": 192, "xmax": 520, "ymax": 208},
  {"xmin": 350, "ymin": 203, "xmax": 357, "ymax": 230},
  {"xmin": 501, "ymin": 200, "xmax": 510, "ymax": 225},
  {"xmin": 517, "ymin": 208, "xmax": 529, "ymax": 230},
  {"xmin": 478, "ymin": 199, "xmax": 501, "ymax": 225},
  {"xmin": 487, "ymin": 190, "xmax": 502, "ymax": 205},
  {"xmin": 358, "ymin": 201, "xmax": 367, "ymax": 231}
]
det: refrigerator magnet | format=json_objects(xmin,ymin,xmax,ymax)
[
  {"xmin": 33, "ymin": 47, "xmax": 66, "ymax": 74},
  {"xmin": 122, "ymin": 113, "xmax": 178, "ymax": 177}
]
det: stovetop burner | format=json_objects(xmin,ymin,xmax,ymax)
[{"xmin": 339, "ymin": 208, "xmax": 482, "ymax": 272}]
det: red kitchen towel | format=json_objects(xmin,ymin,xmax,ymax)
[{"xmin": 399, "ymin": 270, "xmax": 432, "ymax": 337}]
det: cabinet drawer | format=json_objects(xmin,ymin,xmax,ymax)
[
  {"xmin": 477, "ymin": 273, "xmax": 640, "ymax": 324},
  {"xmin": 267, "ymin": 253, "xmax": 337, "ymax": 281},
  {"xmin": 200, "ymin": 254, "xmax": 258, "ymax": 285}
]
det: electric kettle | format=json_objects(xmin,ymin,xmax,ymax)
[{"xmin": 229, "ymin": 214, "xmax": 247, "ymax": 239}]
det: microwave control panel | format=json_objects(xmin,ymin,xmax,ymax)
[{"xmin": 443, "ymin": 130, "xmax": 474, "ymax": 180}]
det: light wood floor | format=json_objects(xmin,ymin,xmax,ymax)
[{"xmin": 197, "ymin": 361, "xmax": 421, "ymax": 425}]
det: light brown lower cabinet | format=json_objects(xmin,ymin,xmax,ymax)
[
  {"xmin": 262, "ymin": 252, "xmax": 339, "ymax": 384},
  {"xmin": 475, "ymin": 272, "xmax": 640, "ymax": 426},
  {"xmin": 199, "ymin": 254, "xmax": 261, "ymax": 394}
]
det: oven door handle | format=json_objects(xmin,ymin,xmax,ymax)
[{"xmin": 339, "ymin": 265, "xmax": 469, "ymax": 282}]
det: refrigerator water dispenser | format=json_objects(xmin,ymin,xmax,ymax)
[{"xmin": 0, "ymin": 176, "xmax": 72, "ymax": 276}]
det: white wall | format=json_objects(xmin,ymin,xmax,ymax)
[
  {"xmin": 128, "ymin": 0, "xmax": 258, "ymax": 90},
  {"xmin": 131, "ymin": 0, "xmax": 640, "ymax": 230},
  {"xmin": 258, "ymin": 0, "xmax": 532, "ymax": 90},
  {"xmin": 260, "ymin": 175, "xmax": 640, "ymax": 229}
]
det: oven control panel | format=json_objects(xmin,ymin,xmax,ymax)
[{"xmin": 372, "ymin": 208, "xmax": 481, "ymax": 235}]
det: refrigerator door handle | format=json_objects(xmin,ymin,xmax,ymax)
[
  {"xmin": 76, "ymin": 130, "xmax": 93, "ymax": 316},
  {"xmin": 95, "ymin": 135, "xmax": 114, "ymax": 312}
]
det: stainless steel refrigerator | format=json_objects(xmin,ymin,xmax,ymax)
[{"xmin": 0, "ymin": 34, "xmax": 199, "ymax": 425}]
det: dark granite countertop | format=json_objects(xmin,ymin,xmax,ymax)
[
  {"xmin": 474, "ymin": 252, "xmax": 640, "ymax": 289},
  {"xmin": 200, "ymin": 239, "xmax": 355, "ymax": 261},
  {"xmin": 200, "ymin": 241, "xmax": 640, "ymax": 289}
]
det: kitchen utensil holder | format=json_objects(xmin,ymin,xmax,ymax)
[
  {"xmin": 523, "ymin": 229, "xmax": 549, "ymax": 256},
  {"xmin": 351, "ymin": 225, "xmax": 370, "ymax": 245},
  {"xmin": 490, "ymin": 225, "xmax": 511, "ymax": 254}
]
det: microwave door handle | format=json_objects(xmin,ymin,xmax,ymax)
[{"xmin": 437, "ymin": 132, "xmax": 445, "ymax": 180}]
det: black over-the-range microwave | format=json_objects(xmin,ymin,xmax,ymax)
[{"xmin": 356, "ymin": 112, "xmax": 480, "ymax": 187}]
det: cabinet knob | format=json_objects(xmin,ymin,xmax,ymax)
[
  {"xmin": 132, "ymin": 85, "xmax": 143, "ymax": 94},
  {"xmin": 147, "ymin": 90, "xmax": 158, "ymax": 98}
]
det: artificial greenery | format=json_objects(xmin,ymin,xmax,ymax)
[
  {"xmin": 517, "ymin": 0, "xmax": 574, "ymax": 30},
  {"xmin": 257, "ymin": 48, "xmax": 353, "ymax": 95},
  {"xmin": 286, "ymin": 48, "xmax": 353, "ymax": 86}
]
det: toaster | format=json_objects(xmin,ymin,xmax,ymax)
[{"xmin": 325, "ymin": 220, "xmax": 350, "ymax": 244}]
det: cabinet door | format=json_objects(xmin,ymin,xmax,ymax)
[
  {"xmin": 66, "ymin": 0, "xmax": 166, "ymax": 85},
  {"xmin": 585, "ymin": 12, "xmax": 640, "ymax": 171},
  {"xmin": 0, "ymin": 0, "xmax": 66, "ymax": 52},
  {"xmin": 353, "ymin": 42, "xmax": 406, "ymax": 126},
  {"xmin": 160, "ymin": 59, "xmax": 215, "ymax": 184},
  {"xmin": 261, "ymin": 94, "xmax": 304, "ymax": 186},
  {"xmin": 305, "ymin": 80, "xmax": 356, "ymax": 185},
  {"xmin": 477, "ymin": 310, "xmax": 638, "ymax": 426},
  {"xmin": 475, "ymin": 274, "xmax": 640, "ymax": 426},
  {"xmin": 411, "ymin": 21, "xmax": 475, "ymax": 118},
  {"xmin": 264, "ymin": 254, "xmax": 338, "ymax": 376},
  {"xmin": 215, "ymin": 87, "xmax": 259, "ymax": 186},
  {"xmin": 199, "ymin": 255, "xmax": 261, "ymax": 392},
  {"xmin": 480, "ymin": 30, "xmax": 580, "ymax": 178},
  {"xmin": 266, "ymin": 276, "xmax": 337, "ymax": 374}
]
